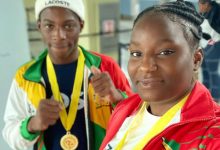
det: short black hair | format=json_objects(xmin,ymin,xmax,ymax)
[
  {"xmin": 199, "ymin": 0, "xmax": 212, "ymax": 4},
  {"xmin": 133, "ymin": 0, "xmax": 204, "ymax": 50}
]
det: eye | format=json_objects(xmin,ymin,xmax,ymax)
[
  {"xmin": 44, "ymin": 24, "xmax": 54, "ymax": 30},
  {"xmin": 64, "ymin": 24, "xmax": 74, "ymax": 29},
  {"xmin": 159, "ymin": 49, "xmax": 174, "ymax": 55},
  {"xmin": 129, "ymin": 50, "xmax": 142, "ymax": 57}
]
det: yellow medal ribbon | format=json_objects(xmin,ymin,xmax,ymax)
[
  {"xmin": 115, "ymin": 94, "xmax": 189, "ymax": 150},
  {"xmin": 46, "ymin": 47, "xmax": 85, "ymax": 132}
]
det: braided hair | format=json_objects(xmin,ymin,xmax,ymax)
[{"xmin": 133, "ymin": 0, "xmax": 204, "ymax": 50}]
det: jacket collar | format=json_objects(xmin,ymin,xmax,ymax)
[
  {"xmin": 117, "ymin": 82, "xmax": 217, "ymax": 122},
  {"xmin": 23, "ymin": 45, "xmax": 101, "ymax": 82},
  {"xmin": 181, "ymin": 81, "xmax": 217, "ymax": 121}
]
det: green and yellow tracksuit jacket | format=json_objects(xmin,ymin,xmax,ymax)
[{"xmin": 2, "ymin": 46, "xmax": 132, "ymax": 150}]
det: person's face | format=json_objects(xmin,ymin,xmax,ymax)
[
  {"xmin": 128, "ymin": 15, "xmax": 202, "ymax": 103},
  {"xmin": 198, "ymin": 2, "xmax": 210, "ymax": 13},
  {"xmin": 38, "ymin": 7, "xmax": 84, "ymax": 60}
]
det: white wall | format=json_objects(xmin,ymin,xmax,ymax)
[{"xmin": 0, "ymin": 0, "xmax": 30, "ymax": 149}]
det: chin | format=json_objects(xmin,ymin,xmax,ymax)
[
  {"xmin": 138, "ymin": 92, "xmax": 157, "ymax": 101},
  {"xmin": 139, "ymin": 95, "xmax": 159, "ymax": 102},
  {"xmin": 138, "ymin": 88, "xmax": 165, "ymax": 102},
  {"xmin": 53, "ymin": 48, "xmax": 71, "ymax": 55}
]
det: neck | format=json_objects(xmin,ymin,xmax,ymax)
[
  {"xmin": 147, "ymin": 100, "xmax": 179, "ymax": 116},
  {"xmin": 49, "ymin": 49, "xmax": 79, "ymax": 65},
  {"xmin": 147, "ymin": 82, "xmax": 195, "ymax": 116}
]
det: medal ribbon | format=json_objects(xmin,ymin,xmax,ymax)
[
  {"xmin": 115, "ymin": 94, "xmax": 189, "ymax": 150},
  {"xmin": 46, "ymin": 47, "xmax": 85, "ymax": 131}
]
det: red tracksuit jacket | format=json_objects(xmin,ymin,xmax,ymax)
[{"xmin": 100, "ymin": 82, "xmax": 220, "ymax": 150}]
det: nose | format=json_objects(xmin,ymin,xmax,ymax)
[
  {"xmin": 52, "ymin": 27, "xmax": 66, "ymax": 40},
  {"xmin": 139, "ymin": 56, "xmax": 158, "ymax": 72}
]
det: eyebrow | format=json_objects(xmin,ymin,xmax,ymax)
[
  {"xmin": 157, "ymin": 38, "xmax": 174, "ymax": 44},
  {"xmin": 42, "ymin": 19, "xmax": 53, "ymax": 22},
  {"xmin": 130, "ymin": 38, "xmax": 174, "ymax": 46},
  {"xmin": 129, "ymin": 40, "xmax": 140, "ymax": 46},
  {"xmin": 42, "ymin": 19, "xmax": 76, "ymax": 24}
]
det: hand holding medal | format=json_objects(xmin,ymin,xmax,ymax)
[{"xmin": 27, "ymin": 99, "xmax": 63, "ymax": 132}]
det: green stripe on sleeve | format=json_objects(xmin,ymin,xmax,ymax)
[{"xmin": 20, "ymin": 116, "xmax": 40, "ymax": 141}]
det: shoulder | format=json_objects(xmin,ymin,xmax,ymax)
[
  {"xmin": 204, "ymin": 118, "xmax": 220, "ymax": 148},
  {"xmin": 212, "ymin": 1, "xmax": 220, "ymax": 8},
  {"xmin": 113, "ymin": 94, "xmax": 142, "ymax": 116},
  {"xmin": 89, "ymin": 51, "xmax": 122, "ymax": 72},
  {"xmin": 90, "ymin": 51, "xmax": 117, "ymax": 63},
  {"xmin": 106, "ymin": 94, "xmax": 141, "ymax": 132},
  {"xmin": 15, "ymin": 60, "xmax": 34, "ymax": 80}
]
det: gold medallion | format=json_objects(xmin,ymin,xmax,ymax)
[{"xmin": 60, "ymin": 132, "xmax": 78, "ymax": 150}]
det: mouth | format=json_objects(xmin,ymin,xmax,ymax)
[
  {"xmin": 137, "ymin": 78, "xmax": 163, "ymax": 89},
  {"xmin": 51, "ymin": 44, "xmax": 68, "ymax": 49}
]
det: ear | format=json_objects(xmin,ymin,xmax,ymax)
[
  {"xmin": 37, "ymin": 20, "xmax": 41, "ymax": 31},
  {"xmin": 79, "ymin": 20, "xmax": 84, "ymax": 32},
  {"xmin": 193, "ymin": 48, "xmax": 204, "ymax": 72}
]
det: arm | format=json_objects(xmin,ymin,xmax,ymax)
[
  {"xmin": 2, "ymin": 79, "xmax": 63, "ymax": 150},
  {"xmin": 2, "ymin": 80, "xmax": 39, "ymax": 150}
]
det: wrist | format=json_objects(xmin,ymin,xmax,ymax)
[
  {"xmin": 20, "ymin": 116, "xmax": 40, "ymax": 141},
  {"xmin": 110, "ymin": 89, "xmax": 124, "ymax": 104},
  {"xmin": 27, "ymin": 116, "xmax": 38, "ymax": 133}
]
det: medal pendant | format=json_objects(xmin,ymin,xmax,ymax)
[{"xmin": 60, "ymin": 132, "xmax": 78, "ymax": 150}]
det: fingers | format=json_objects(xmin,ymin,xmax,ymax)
[
  {"xmin": 90, "ymin": 66, "xmax": 120, "ymax": 102},
  {"xmin": 30, "ymin": 99, "xmax": 63, "ymax": 131},
  {"xmin": 91, "ymin": 66, "xmax": 106, "ymax": 88},
  {"xmin": 90, "ymin": 68, "xmax": 116, "ymax": 98},
  {"xmin": 96, "ymin": 88, "xmax": 111, "ymax": 98},
  {"xmin": 91, "ymin": 72, "xmax": 111, "ymax": 87},
  {"xmin": 91, "ymin": 66, "xmax": 101, "ymax": 75},
  {"xmin": 40, "ymin": 99, "xmax": 63, "ymax": 112},
  {"xmin": 39, "ymin": 99, "xmax": 63, "ymax": 118}
]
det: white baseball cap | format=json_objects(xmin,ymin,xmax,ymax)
[{"xmin": 35, "ymin": 0, "xmax": 85, "ymax": 21}]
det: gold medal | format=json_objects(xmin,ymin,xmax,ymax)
[{"xmin": 60, "ymin": 132, "xmax": 78, "ymax": 150}]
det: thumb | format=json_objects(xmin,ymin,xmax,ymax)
[{"xmin": 91, "ymin": 66, "xmax": 101, "ymax": 75}]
